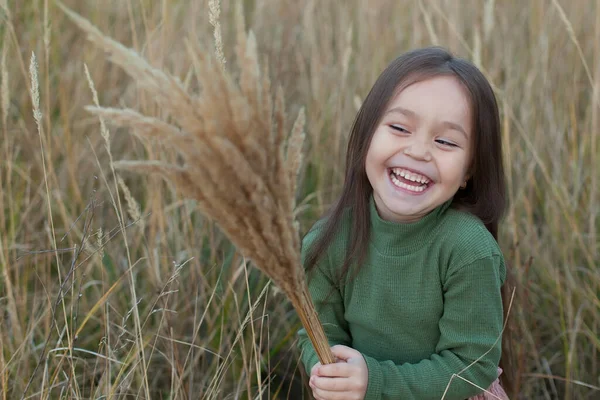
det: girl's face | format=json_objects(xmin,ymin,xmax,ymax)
[{"xmin": 365, "ymin": 75, "xmax": 473, "ymax": 223}]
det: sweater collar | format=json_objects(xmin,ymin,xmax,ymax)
[{"xmin": 368, "ymin": 195, "xmax": 452, "ymax": 256}]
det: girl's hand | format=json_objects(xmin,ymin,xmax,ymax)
[{"xmin": 309, "ymin": 345, "xmax": 368, "ymax": 400}]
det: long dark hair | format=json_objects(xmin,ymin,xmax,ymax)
[{"xmin": 305, "ymin": 47, "xmax": 514, "ymax": 392}]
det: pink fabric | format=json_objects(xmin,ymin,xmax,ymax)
[{"xmin": 468, "ymin": 368, "xmax": 509, "ymax": 400}]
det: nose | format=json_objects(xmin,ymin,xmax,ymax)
[{"xmin": 403, "ymin": 138, "xmax": 432, "ymax": 161}]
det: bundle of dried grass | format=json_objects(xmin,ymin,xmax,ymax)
[{"xmin": 59, "ymin": 3, "xmax": 335, "ymax": 365}]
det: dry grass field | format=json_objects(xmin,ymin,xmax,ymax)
[{"xmin": 0, "ymin": 0, "xmax": 598, "ymax": 398}]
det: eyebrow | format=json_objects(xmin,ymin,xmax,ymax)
[
  {"xmin": 386, "ymin": 106, "xmax": 469, "ymax": 139},
  {"xmin": 386, "ymin": 106, "xmax": 417, "ymax": 118}
]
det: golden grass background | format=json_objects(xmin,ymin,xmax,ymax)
[{"xmin": 0, "ymin": 0, "xmax": 598, "ymax": 398}]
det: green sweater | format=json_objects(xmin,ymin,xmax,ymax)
[{"xmin": 297, "ymin": 197, "xmax": 506, "ymax": 400}]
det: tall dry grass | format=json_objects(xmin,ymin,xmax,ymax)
[{"xmin": 0, "ymin": 0, "xmax": 598, "ymax": 399}]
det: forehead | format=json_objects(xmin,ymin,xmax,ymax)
[{"xmin": 388, "ymin": 75, "xmax": 472, "ymax": 129}]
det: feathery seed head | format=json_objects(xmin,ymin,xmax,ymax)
[
  {"xmin": 63, "ymin": 3, "xmax": 335, "ymax": 365},
  {"xmin": 1, "ymin": 36, "xmax": 8, "ymax": 128},
  {"xmin": 29, "ymin": 53, "xmax": 42, "ymax": 124}
]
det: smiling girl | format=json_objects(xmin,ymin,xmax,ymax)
[{"xmin": 298, "ymin": 47, "xmax": 511, "ymax": 400}]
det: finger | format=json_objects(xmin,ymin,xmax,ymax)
[
  {"xmin": 311, "ymin": 362, "xmax": 322, "ymax": 377},
  {"xmin": 310, "ymin": 379, "xmax": 328, "ymax": 400},
  {"xmin": 312, "ymin": 376, "xmax": 351, "ymax": 391},
  {"xmin": 311, "ymin": 386, "xmax": 349, "ymax": 400},
  {"xmin": 330, "ymin": 345, "xmax": 361, "ymax": 362},
  {"xmin": 317, "ymin": 362, "xmax": 352, "ymax": 378}
]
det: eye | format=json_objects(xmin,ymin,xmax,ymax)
[
  {"xmin": 390, "ymin": 124, "xmax": 410, "ymax": 134},
  {"xmin": 435, "ymin": 139, "xmax": 458, "ymax": 147}
]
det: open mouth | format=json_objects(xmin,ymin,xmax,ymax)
[{"xmin": 388, "ymin": 167, "xmax": 432, "ymax": 193}]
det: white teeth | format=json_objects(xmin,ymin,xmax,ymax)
[
  {"xmin": 391, "ymin": 175, "xmax": 425, "ymax": 192},
  {"xmin": 391, "ymin": 168, "xmax": 430, "ymax": 184}
]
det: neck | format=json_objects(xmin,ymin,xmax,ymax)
[
  {"xmin": 368, "ymin": 195, "xmax": 452, "ymax": 256},
  {"xmin": 372, "ymin": 194, "xmax": 426, "ymax": 223}
]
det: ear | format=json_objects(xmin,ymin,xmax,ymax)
[
  {"xmin": 461, "ymin": 172, "xmax": 471, "ymax": 189},
  {"xmin": 464, "ymin": 158, "xmax": 474, "ymax": 183}
]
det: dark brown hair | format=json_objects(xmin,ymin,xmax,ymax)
[{"xmin": 305, "ymin": 47, "xmax": 514, "ymax": 392}]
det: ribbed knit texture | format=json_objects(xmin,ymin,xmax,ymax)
[{"xmin": 298, "ymin": 197, "xmax": 506, "ymax": 400}]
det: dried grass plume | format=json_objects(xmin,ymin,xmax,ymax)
[{"xmin": 59, "ymin": 2, "xmax": 335, "ymax": 364}]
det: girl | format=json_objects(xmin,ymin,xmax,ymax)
[{"xmin": 297, "ymin": 47, "xmax": 511, "ymax": 400}]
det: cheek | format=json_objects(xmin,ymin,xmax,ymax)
[
  {"xmin": 439, "ymin": 153, "xmax": 470, "ymax": 183},
  {"xmin": 365, "ymin": 138, "xmax": 387, "ymax": 186},
  {"xmin": 365, "ymin": 130, "xmax": 390, "ymax": 163},
  {"xmin": 364, "ymin": 148, "xmax": 378, "ymax": 184}
]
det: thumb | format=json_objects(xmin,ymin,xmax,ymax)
[{"xmin": 330, "ymin": 345, "xmax": 360, "ymax": 362}]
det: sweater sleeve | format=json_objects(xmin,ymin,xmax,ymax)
[
  {"xmin": 362, "ymin": 255, "xmax": 506, "ymax": 400},
  {"xmin": 297, "ymin": 229, "xmax": 352, "ymax": 374}
]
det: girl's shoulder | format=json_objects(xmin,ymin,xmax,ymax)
[
  {"xmin": 439, "ymin": 208, "xmax": 503, "ymax": 267},
  {"xmin": 301, "ymin": 208, "xmax": 353, "ymax": 264},
  {"xmin": 303, "ymin": 204, "xmax": 353, "ymax": 240}
]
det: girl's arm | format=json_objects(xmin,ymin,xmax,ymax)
[
  {"xmin": 297, "ymin": 229, "xmax": 352, "ymax": 374},
  {"xmin": 361, "ymin": 255, "xmax": 505, "ymax": 400}
]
